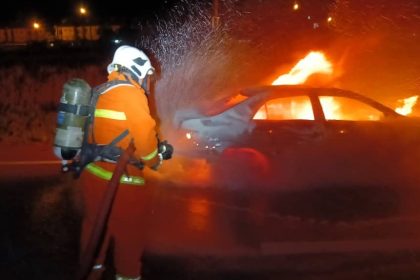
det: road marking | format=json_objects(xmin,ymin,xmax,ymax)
[{"xmin": 0, "ymin": 160, "xmax": 62, "ymax": 165}]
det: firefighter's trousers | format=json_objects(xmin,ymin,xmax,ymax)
[{"xmin": 77, "ymin": 171, "xmax": 155, "ymax": 278}]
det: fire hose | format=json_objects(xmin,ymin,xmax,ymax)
[{"xmin": 76, "ymin": 140, "xmax": 136, "ymax": 280}]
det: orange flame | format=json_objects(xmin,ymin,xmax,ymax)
[
  {"xmin": 395, "ymin": 95, "xmax": 418, "ymax": 116},
  {"xmin": 319, "ymin": 96, "xmax": 340, "ymax": 119},
  {"xmin": 254, "ymin": 51, "xmax": 335, "ymax": 120},
  {"xmin": 271, "ymin": 51, "xmax": 333, "ymax": 85}
]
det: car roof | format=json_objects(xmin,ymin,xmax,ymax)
[{"xmin": 240, "ymin": 85, "xmax": 401, "ymax": 117}]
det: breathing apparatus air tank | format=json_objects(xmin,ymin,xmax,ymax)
[{"xmin": 54, "ymin": 78, "xmax": 92, "ymax": 160}]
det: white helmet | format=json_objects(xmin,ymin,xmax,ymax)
[{"xmin": 107, "ymin": 45, "xmax": 154, "ymax": 82}]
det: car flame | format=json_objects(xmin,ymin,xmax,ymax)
[
  {"xmin": 255, "ymin": 51, "xmax": 338, "ymax": 120},
  {"xmin": 261, "ymin": 51, "xmax": 418, "ymax": 118},
  {"xmin": 395, "ymin": 95, "xmax": 419, "ymax": 116},
  {"xmin": 271, "ymin": 51, "xmax": 333, "ymax": 85}
]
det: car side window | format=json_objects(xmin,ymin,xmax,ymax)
[
  {"xmin": 253, "ymin": 96, "xmax": 314, "ymax": 120},
  {"xmin": 319, "ymin": 96, "xmax": 385, "ymax": 121}
]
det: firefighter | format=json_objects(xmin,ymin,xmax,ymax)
[{"xmin": 77, "ymin": 45, "xmax": 172, "ymax": 280}]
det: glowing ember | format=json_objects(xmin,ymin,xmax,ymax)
[
  {"xmin": 271, "ymin": 51, "xmax": 333, "ymax": 86},
  {"xmin": 395, "ymin": 95, "xmax": 418, "ymax": 116}
]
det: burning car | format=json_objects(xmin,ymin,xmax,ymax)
[{"xmin": 173, "ymin": 85, "xmax": 420, "ymax": 189}]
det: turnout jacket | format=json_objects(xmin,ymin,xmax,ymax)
[{"xmin": 85, "ymin": 71, "xmax": 160, "ymax": 185}]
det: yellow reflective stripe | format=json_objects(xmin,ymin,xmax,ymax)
[
  {"xmin": 141, "ymin": 148, "xmax": 158, "ymax": 161},
  {"xmin": 85, "ymin": 163, "xmax": 145, "ymax": 185},
  {"xmin": 116, "ymin": 274, "xmax": 141, "ymax": 280},
  {"xmin": 95, "ymin": 109, "xmax": 127, "ymax": 120}
]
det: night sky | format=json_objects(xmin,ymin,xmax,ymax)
[{"xmin": 1, "ymin": 0, "xmax": 178, "ymax": 25}]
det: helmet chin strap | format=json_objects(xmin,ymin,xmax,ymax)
[
  {"xmin": 118, "ymin": 66, "xmax": 139, "ymax": 83},
  {"xmin": 115, "ymin": 64, "xmax": 152, "ymax": 95},
  {"xmin": 120, "ymin": 70, "xmax": 151, "ymax": 95},
  {"xmin": 142, "ymin": 75, "xmax": 152, "ymax": 95}
]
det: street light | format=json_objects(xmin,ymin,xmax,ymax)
[
  {"xmin": 293, "ymin": 2, "xmax": 300, "ymax": 11},
  {"xmin": 75, "ymin": 5, "xmax": 89, "ymax": 42},
  {"xmin": 31, "ymin": 20, "xmax": 43, "ymax": 42},
  {"xmin": 33, "ymin": 21, "xmax": 40, "ymax": 30},
  {"xmin": 79, "ymin": 6, "xmax": 88, "ymax": 16}
]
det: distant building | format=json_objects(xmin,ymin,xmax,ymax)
[
  {"xmin": 0, "ymin": 24, "xmax": 121, "ymax": 45},
  {"xmin": 54, "ymin": 25, "xmax": 99, "ymax": 41}
]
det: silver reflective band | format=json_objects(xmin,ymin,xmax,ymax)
[
  {"xmin": 92, "ymin": 264, "xmax": 104, "ymax": 270},
  {"xmin": 115, "ymin": 275, "xmax": 141, "ymax": 280}
]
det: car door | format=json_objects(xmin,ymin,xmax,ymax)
[
  {"xmin": 241, "ymin": 94, "xmax": 329, "ymax": 188},
  {"xmin": 316, "ymin": 94, "xmax": 399, "ymax": 186}
]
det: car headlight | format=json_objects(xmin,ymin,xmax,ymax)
[{"xmin": 183, "ymin": 130, "xmax": 222, "ymax": 152}]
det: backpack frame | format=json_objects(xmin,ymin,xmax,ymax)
[{"xmin": 67, "ymin": 80, "xmax": 144, "ymax": 177}]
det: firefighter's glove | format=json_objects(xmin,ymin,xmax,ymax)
[{"xmin": 158, "ymin": 140, "xmax": 174, "ymax": 160}]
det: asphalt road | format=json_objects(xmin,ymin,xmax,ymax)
[{"xmin": 2, "ymin": 143, "xmax": 420, "ymax": 279}]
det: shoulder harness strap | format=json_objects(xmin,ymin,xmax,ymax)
[{"xmin": 74, "ymin": 80, "xmax": 144, "ymax": 176}]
